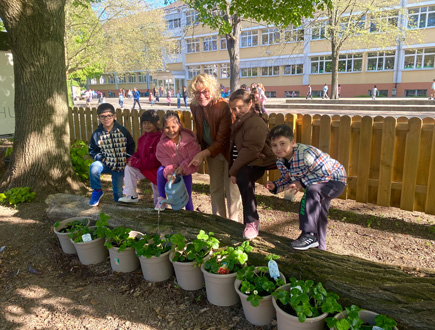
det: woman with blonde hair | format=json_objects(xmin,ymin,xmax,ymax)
[
  {"xmin": 257, "ymin": 82, "xmax": 268, "ymax": 114},
  {"xmin": 188, "ymin": 74, "xmax": 241, "ymax": 221}
]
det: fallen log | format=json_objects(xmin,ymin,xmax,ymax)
[{"xmin": 46, "ymin": 194, "xmax": 435, "ymax": 330}]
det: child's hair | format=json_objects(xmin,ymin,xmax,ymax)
[
  {"xmin": 140, "ymin": 110, "xmax": 160, "ymax": 129},
  {"xmin": 257, "ymin": 82, "xmax": 265, "ymax": 92},
  {"xmin": 268, "ymin": 124, "xmax": 295, "ymax": 142},
  {"xmin": 97, "ymin": 103, "xmax": 115, "ymax": 115},
  {"xmin": 162, "ymin": 111, "xmax": 183, "ymax": 130},
  {"xmin": 240, "ymin": 84, "xmax": 247, "ymax": 90},
  {"xmin": 229, "ymin": 88, "xmax": 264, "ymax": 117}
]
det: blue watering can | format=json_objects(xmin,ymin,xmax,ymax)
[{"xmin": 161, "ymin": 174, "xmax": 189, "ymax": 211}]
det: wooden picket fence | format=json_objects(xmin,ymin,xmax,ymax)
[{"xmin": 69, "ymin": 106, "xmax": 435, "ymax": 215}]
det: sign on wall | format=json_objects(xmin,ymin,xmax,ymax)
[{"xmin": 0, "ymin": 51, "xmax": 14, "ymax": 135}]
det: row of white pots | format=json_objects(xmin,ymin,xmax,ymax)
[{"xmin": 54, "ymin": 219, "xmax": 397, "ymax": 329}]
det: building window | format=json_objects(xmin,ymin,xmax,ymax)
[
  {"xmin": 283, "ymin": 64, "xmax": 303, "ymax": 75},
  {"xmin": 338, "ymin": 53, "xmax": 363, "ymax": 72},
  {"xmin": 311, "ymin": 21, "xmax": 328, "ymax": 40},
  {"xmin": 261, "ymin": 66, "xmax": 280, "ymax": 76},
  {"xmin": 187, "ymin": 65, "xmax": 201, "ymax": 79},
  {"xmin": 367, "ymin": 51, "xmax": 395, "ymax": 71},
  {"xmin": 284, "ymin": 26, "xmax": 304, "ymax": 42},
  {"xmin": 408, "ymin": 6, "xmax": 435, "ymax": 29},
  {"xmin": 171, "ymin": 40, "xmax": 182, "ymax": 55},
  {"xmin": 166, "ymin": 18, "xmax": 181, "ymax": 30},
  {"xmin": 310, "ymin": 56, "xmax": 332, "ymax": 73},
  {"xmin": 405, "ymin": 89, "xmax": 427, "ymax": 97},
  {"xmin": 186, "ymin": 38, "xmax": 200, "ymax": 53},
  {"xmin": 203, "ymin": 64, "xmax": 218, "ymax": 77},
  {"xmin": 108, "ymin": 74, "xmax": 115, "ymax": 84},
  {"xmin": 404, "ymin": 48, "xmax": 435, "ymax": 69},
  {"xmin": 186, "ymin": 10, "xmax": 198, "ymax": 26},
  {"xmin": 265, "ymin": 91, "xmax": 276, "ymax": 98},
  {"xmin": 90, "ymin": 78, "xmax": 97, "ymax": 85},
  {"xmin": 220, "ymin": 37, "xmax": 227, "ymax": 50},
  {"xmin": 220, "ymin": 64, "xmax": 230, "ymax": 78},
  {"xmin": 128, "ymin": 74, "xmax": 136, "ymax": 83},
  {"xmin": 261, "ymin": 28, "xmax": 280, "ymax": 45},
  {"xmin": 138, "ymin": 74, "xmax": 147, "ymax": 83},
  {"xmin": 285, "ymin": 91, "xmax": 300, "ymax": 97},
  {"xmin": 241, "ymin": 67, "xmax": 258, "ymax": 78},
  {"xmin": 99, "ymin": 76, "xmax": 105, "ymax": 84},
  {"xmin": 203, "ymin": 36, "xmax": 217, "ymax": 52},
  {"xmin": 370, "ymin": 10, "xmax": 399, "ymax": 32},
  {"xmin": 240, "ymin": 30, "xmax": 258, "ymax": 48},
  {"xmin": 117, "ymin": 75, "xmax": 125, "ymax": 83}
]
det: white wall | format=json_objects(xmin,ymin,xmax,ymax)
[{"xmin": 0, "ymin": 51, "xmax": 14, "ymax": 135}]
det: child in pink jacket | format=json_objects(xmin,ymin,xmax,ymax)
[
  {"xmin": 118, "ymin": 110, "xmax": 162, "ymax": 206},
  {"xmin": 155, "ymin": 111, "xmax": 200, "ymax": 211}
]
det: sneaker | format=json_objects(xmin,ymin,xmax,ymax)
[
  {"xmin": 118, "ymin": 195, "xmax": 138, "ymax": 203},
  {"xmin": 154, "ymin": 197, "xmax": 167, "ymax": 211},
  {"xmin": 243, "ymin": 221, "xmax": 260, "ymax": 240},
  {"xmin": 89, "ymin": 189, "xmax": 103, "ymax": 207},
  {"xmin": 291, "ymin": 233, "xmax": 319, "ymax": 250}
]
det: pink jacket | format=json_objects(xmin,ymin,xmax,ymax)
[{"xmin": 156, "ymin": 128, "xmax": 201, "ymax": 178}]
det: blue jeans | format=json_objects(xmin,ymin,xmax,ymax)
[{"xmin": 89, "ymin": 161, "xmax": 124, "ymax": 201}]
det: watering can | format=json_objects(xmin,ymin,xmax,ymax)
[{"xmin": 161, "ymin": 174, "xmax": 189, "ymax": 211}]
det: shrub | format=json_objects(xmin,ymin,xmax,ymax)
[
  {"xmin": 0, "ymin": 187, "xmax": 36, "ymax": 207},
  {"xmin": 70, "ymin": 140, "xmax": 93, "ymax": 181}
]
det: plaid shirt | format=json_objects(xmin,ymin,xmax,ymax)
[{"xmin": 273, "ymin": 143, "xmax": 346, "ymax": 193}]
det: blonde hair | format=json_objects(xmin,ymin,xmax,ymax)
[
  {"xmin": 189, "ymin": 74, "xmax": 221, "ymax": 106},
  {"xmin": 257, "ymin": 82, "xmax": 265, "ymax": 92}
]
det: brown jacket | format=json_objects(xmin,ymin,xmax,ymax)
[
  {"xmin": 229, "ymin": 109, "xmax": 276, "ymax": 177},
  {"xmin": 190, "ymin": 98, "xmax": 232, "ymax": 162}
]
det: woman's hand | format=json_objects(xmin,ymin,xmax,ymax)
[
  {"xmin": 188, "ymin": 150, "xmax": 210, "ymax": 167},
  {"xmin": 231, "ymin": 176, "xmax": 237, "ymax": 184},
  {"xmin": 265, "ymin": 181, "xmax": 275, "ymax": 191}
]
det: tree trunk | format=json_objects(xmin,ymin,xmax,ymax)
[
  {"xmin": 0, "ymin": 0, "xmax": 84, "ymax": 195},
  {"xmin": 46, "ymin": 193, "xmax": 435, "ymax": 330},
  {"xmin": 226, "ymin": 14, "xmax": 241, "ymax": 94},
  {"xmin": 330, "ymin": 40, "xmax": 339, "ymax": 100}
]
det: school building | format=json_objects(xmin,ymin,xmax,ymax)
[{"xmin": 89, "ymin": 0, "xmax": 435, "ymax": 98}]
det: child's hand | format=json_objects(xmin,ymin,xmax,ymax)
[
  {"xmin": 175, "ymin": 166, "xmax": 183, "ymax": 176},
  {"xmin": 288, "ymin": 181, "xmax": 302, "ymax": 193},
  {"xmin": 265, "ymin": 181, "xmax": 275, "ymax": 191},
  {"xmin": 231, "ymin": 176, "xmax": 237, "ymax": 184}
]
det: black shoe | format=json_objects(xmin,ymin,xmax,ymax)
[{"xmin": 291, "ymin": 233, "xmax": 319, "ymax": 250}]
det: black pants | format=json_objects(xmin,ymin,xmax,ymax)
[
  {"xmin": 299, "ymin": 181, "xmax": 345, "ymax": 250},
  {"xmin": 132, "ymin": 99, "xmax": 141, "ymax": 110},
  {"xmin": 236, "ymin": 166, "xmax": 265, "ymax": 225}
]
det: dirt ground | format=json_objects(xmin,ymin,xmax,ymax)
[{"xmin": 0, "ymin": 170, "xmax": 434, "ymax": 330}]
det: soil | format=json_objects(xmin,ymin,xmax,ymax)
[{"xmin": 0, "ymin": 166, "xmax": 434, "ymax": 329}]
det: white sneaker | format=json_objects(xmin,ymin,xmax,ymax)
[
  {"xmin": 118, "ymin": 195, "xmax": 138, "ymax": 203},
  {"xmin": 154, "ymin": 196, "xmax": 167, "ymax": 211}
]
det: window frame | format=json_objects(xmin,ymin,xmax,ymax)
[
  {"xmin": 283, "ymin": 64, "xmax": 304, "ymax": 75},
  {"xmin": 403, "ymin": 48, "xmax": 435, "ymax": 70},
  {"xmin": 187, "ymin": 65, "xmax": 201, "ymax": 79},
  {"xmin": 284, "ymin": 26, "xmax": 304, "ymax": 43},
  {"xmin": 240, "ymin": 30, "xmax": 259, "ymax": 48},
  {"xmin": 408, "ymin": 6, "xmax": 435, "ymax": 29},
  {"xmin": 367, "ymin": 51, "xmax": 395, "ymax": 71},
  {"xmin": 240, "ymin": 67, "xmax": 258, "ymax": 78},
  {"xmin": 220, "ymin": 63, "xmax": 230, "ymax": 78},
  {"xmin": 261, "ymin": 28, "xmax": 280, "ymax": 45},
  {"xmin": 186, "ymin": 38, "xmax": 200, "ymax": 53},
  {"xmin": 203, "ymin": 36, "xmax": 218, "ymax": 52},
  {"xmin": 261, "ymin": 66, "xmax": 280, "ymax": 76}
]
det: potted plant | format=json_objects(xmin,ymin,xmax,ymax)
[
  {"xmin": 201, "ymin": 241, "xmax": 252, "ymax": 306},
  {"xmin": 104, "ymin": 226, "xmax": 142, "ymax": 273},
  {"xmin": 53, "ymin": 217, "xmax": 90, "ymax": 254},
  {"xmin": 169, "ymin": 230, "xmax": 219, "ymax": 291},
  {"xmin": 272, "ymin": 277, "xmax": 342, "ymax": 330},
  {"xmin": 326, "ymin": 305, "xmax": 398, "ymax": 330},
  {"xmin": 135, "ymin": 233, "xmax": 173, "ymax": 282},
  {"xmin": 68, "ymin": 213, "xmax": 109, "ymax": 265},
  {"xmin": 234, "ymin": 254, "xmax": 286, "ymax": 326}
]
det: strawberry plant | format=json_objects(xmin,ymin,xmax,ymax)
[
  {"xmin": 68, "ymin": 212, "xmax": 110, "ymax": 243},
  {"xmin": 0, "ymin": 187, "xmax": 36, "ymax": 207},
  {"xmin": 170, "ymin": 230, "xmax": 219, "ymax": 265},
  {"xmin": 135, "ymin": 234, "xmax": 172, "ymax": 258},
  {"xmin": 204, "ymin": 241, "xmax": 252, "ymax": 274},
  {"xmin": 70, "ymin": 140, "xmax": 93, "ymax": 181}
]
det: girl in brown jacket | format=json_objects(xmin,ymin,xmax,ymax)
[{"xmin": 229, "ymin": 89, "xmax": 276, "ymax": 239}]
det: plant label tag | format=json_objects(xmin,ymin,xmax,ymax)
[
  {"xmin": 268, "ymin": 260, "xmax": 280, "ymax": 280},
  {"xmin": 372, "ymin": 327, "xmax": 383, "ymax": 330},
  {"xmin": 115, "ymin": 258, "xmax": 120, "ymax": 265},
  {"xmin": 82, "ymin": 233, "xmax": 92, "ymax": 242}
]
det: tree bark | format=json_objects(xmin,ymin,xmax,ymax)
[
  {"xmin": 46, "ymin": 193, "xmax": 435, "ymax": 330},
  {"xmin": 226, "ymin": 14, "xmax": 241, "ymax": 94},
  {"xmin": 0, "ymin": 0, "xmax": 85, "ymax": 195}
]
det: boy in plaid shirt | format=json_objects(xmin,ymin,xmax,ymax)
[{"xmin": 265, "ymin": 125, "xmax": 346, "ymax": 251}]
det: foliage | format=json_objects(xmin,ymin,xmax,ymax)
[
  {"xmin": 0, "ymin": 187, "xmax": 36, "ymax": 207},
  {"xmin": 236, "ymin": 254, "xmax": 285, "ymax": 307},
  {"xmin": 170, "ymin": 230, "xmax": 220, "ymax": 265},
  {"xmin": 5, "ymin": 146, "xmax": 12, "ymax": 157},
  {"xmin": 104, "ymin": 226, "xmax": 138, "ymax": 251},
  {"xmin": 53, "ymin": 218, "xmax": 90, "ymax": 233},
  {"xmin": 135, "ymin": 233, "xmax": 172, "ymax": 258},
  {"xmin": 326, "ymin": 305, "xmax": 397, "ymax": 330},
  {"xmin": 272, "ymin": 277, "xmax": 342, "ymax": 323},
  {"xmin": 68, "ymin": 212, "xmax": 110, "ymax": 243},
  {"xmin": 204, "ymin": 240, "xmax": 252, "ymax": 274},
  {"xmin": 70, "ymin": 140, "xmax": 93, "ymax": 181}
]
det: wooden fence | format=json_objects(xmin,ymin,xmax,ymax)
[{"xmin": 69, "ymin": 107, "xmax": 435, "ymax": 215}]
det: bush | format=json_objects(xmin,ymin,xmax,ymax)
[
  {"xmin": 70, "ymin": 140, "xmax": 93, "ymax": 181},
  {"xmin": 0, "ymin": 187, "xmax": 36, "ymax": 207}
]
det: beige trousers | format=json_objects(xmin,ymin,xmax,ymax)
[{"xmin": 206, "ymin": 154, "xmax": 241, "ymax": 221}]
